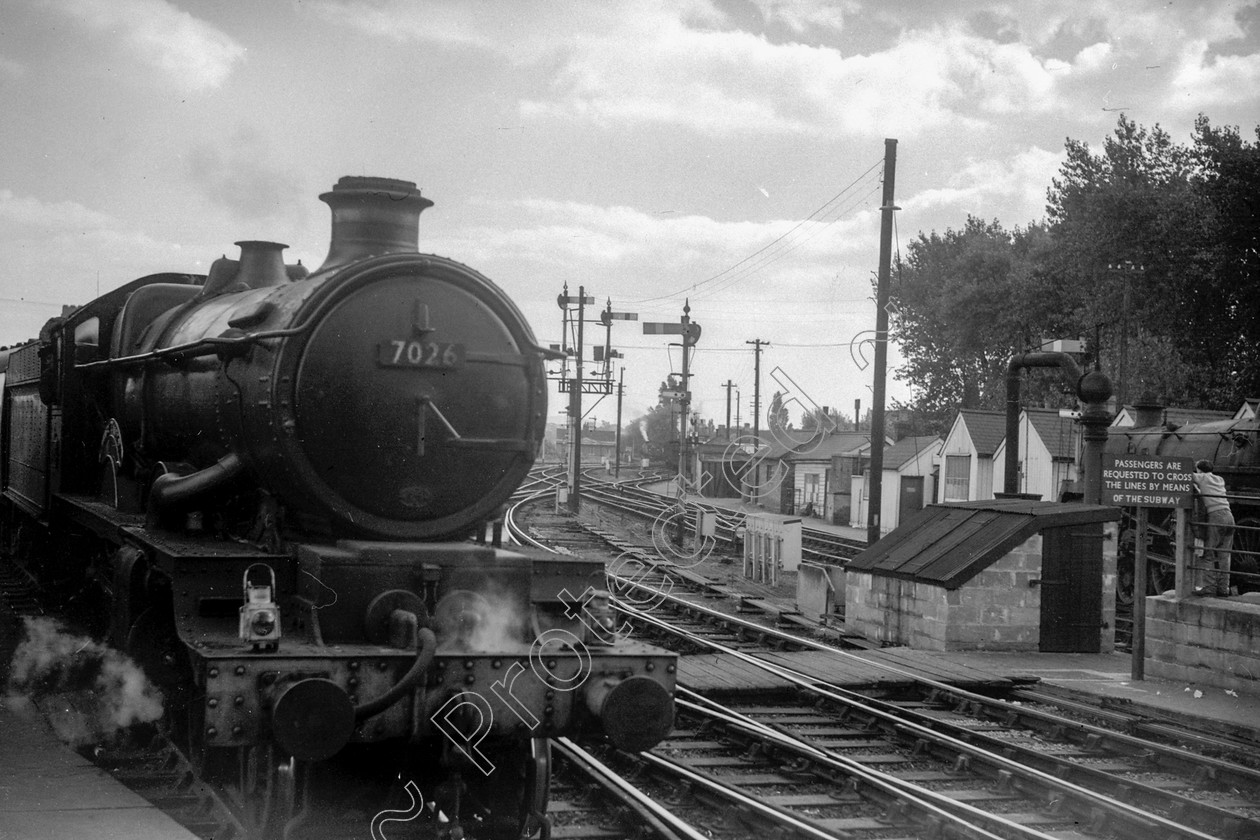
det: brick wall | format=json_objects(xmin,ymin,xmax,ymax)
[{"xmin": 1144, "ymin": 595, "xmax": 1260, "ymax": 693}]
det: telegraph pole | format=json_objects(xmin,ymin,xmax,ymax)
[
  {"xmin": 723, "ymin": 379, "xmax": 736, "ymax": 440},
  {"xmin": 746, "ymin": 338, "xmax": 768, "ymax": 443},
  {"xmin": 571, "ymin": 286, "xmax": 587, "ymax": 513},
  {"xmin": 600, "ymin": 300, "xmax": 637, "ymax": 480},
  {"xmin": 867, "ymin": 138, "xmax": 899, "ymax": 544}
]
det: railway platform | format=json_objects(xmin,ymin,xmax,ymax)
[
  {"xmin": 937, "ymin": 646, "xmax": 1260, "ymax": 745},
  {"xmin": 0, "ymin": 600, "xmax": 201, "ymax": 840}
]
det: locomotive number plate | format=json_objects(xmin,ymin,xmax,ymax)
[{"xmin": 378, "ymin": 340, "xmax": 466, "ymax": 369}]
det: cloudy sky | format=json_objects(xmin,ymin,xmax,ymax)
[{"xmin": 2, "ymin": 0, "xmax": 1257, "ymax": 431}]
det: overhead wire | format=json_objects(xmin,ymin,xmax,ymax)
[
  {"xmin": 688, "ymin": 179, "xmax": 883, "ymax": 302},
  {"xmin": 628, "ymin": 157, "xmax": 885, "ymax": 306}
]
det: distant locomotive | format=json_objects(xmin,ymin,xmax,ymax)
[
  {"xmin": 0, "ymin": 177, "xmax": 675, "ymax": 838},
  {"xmin": 1105, "ymin": 405, "xmax": 1260, "ymax": 599}
]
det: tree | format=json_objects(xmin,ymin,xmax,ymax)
[
  {"xmin": 888, "ymin": 217, "xmax": 1073, "ymax": 434},
  {"xmin": 800, "ymin": 406, "xmax": 848, "ymax": 432},
  {"xmin": 766, "ymin": 391, "xmax": 791, "ymax": 437},
  {"xmin": 890, "ymin": 114, "xmax": 1260, "ymax": 427},
  {"xmin": 1045, "ymin": 114, "xmax": 1260, "ymax": 406}
]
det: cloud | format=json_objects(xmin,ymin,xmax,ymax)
[
  {"xmin": 909, "ymin": 146, "xmax": 1064, "ymax": 225},
  {"xmin": 307, "ymin": 0, "xmax": 725, "ymax": 60},
  {"xmin": 747, "ymin": 0, "xmax": 856, "ymax": 33},
  {"xmin": 441, "ymin": 196, "xmax": 879, "ymax": 317},
  {"xmin": 0, "ymin": 189, "xmax": 189, "ymax": 343},
  {"xmin": 185, "ymin": 128, "xmax": 305, "ymax": 222},
  {"xmin": 1165, "ymin": 41, "xmax": 1260, "ymax": 109},
  {"xmin": 0, "ymin": 188, "xmax": 115, "ymax": 232},
  {"xmin": 305, "ymin": 0, "xmax": 1259, "ymax": 140},
  {"xmin": 42, "ymin": 0, "xmax": 245, "ymax": 91}
]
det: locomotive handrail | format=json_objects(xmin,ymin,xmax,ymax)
[
  {"xmin": 74, "ymin": 321, "xmax": 321, "ymax": 369},
  {"xmin": 76, "ymin": 325, "xmax": 560, "ymax": 371}
]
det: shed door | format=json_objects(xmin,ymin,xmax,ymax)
[
  {"xmin": 898, "ymin": 476, "xmax": 924, "ymax": 519},
  {"xmin": 1039, "ymin": 525, "xmax": 1103, "ymax": 652}
]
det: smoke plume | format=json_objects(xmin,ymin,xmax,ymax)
[{"xmin": 5, "ymin": 616, "xmax": 164, "ymax": 746}]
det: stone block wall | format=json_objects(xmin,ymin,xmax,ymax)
[
  {"xmin": 845, "ymin": 533, "xmax": 1045, "ymax": 650},
  {"xmin": 1145, "ymin": 595, "xmax": 1260, "ymax": 693}
]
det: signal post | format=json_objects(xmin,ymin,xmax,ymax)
[
  {"xmin": 555, "ymin": 288, "xmax": 635, "ymax": 512},
  {"xmin": 643, "ymin": 301, "xmax": 702, "ymax": 486}
]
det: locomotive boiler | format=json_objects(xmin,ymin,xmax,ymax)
[
  {"xmin": 0, "ymin": 177, "xmax": 675, "ymax": 838},
  {"xmin": 1105, "ymin": 402, "xmax": 1260, "ymax": 599}
]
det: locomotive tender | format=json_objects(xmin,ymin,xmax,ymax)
[{"xmin": 0, "ymin": 176, "xmax": 675, "ymax": 836}]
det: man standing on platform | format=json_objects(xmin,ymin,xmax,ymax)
[{"xmin": 1192, "ymin": 460, "xmax": 1235, "ymax": 596}]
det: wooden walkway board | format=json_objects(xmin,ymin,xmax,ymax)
[
  {"xmin": 856, "ymin": 647, "xmax": 1016, "ymax": 687},
  {"xmin": 679, "ymin": 647, "xmax": 1016, "ymax": 694},
  {"xmin": 677, "ymin": 653, "xmax": 796, "ymax": 692},
  {"xmin": 753, "ymin": 650, "xmax": 919, "ymax": 689}
]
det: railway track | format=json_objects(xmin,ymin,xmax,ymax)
[
  {"xmin": 507, "ymin": 489, "xmax": 1260, "ymax": 840},
  {"xmin": 5, "ymin": 467, "xmax": 1256, "ymax": 840}
]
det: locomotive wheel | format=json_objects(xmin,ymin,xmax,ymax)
[{"xmin": 442, "ymin": 737, "xmax": 551, "ymax": 839}]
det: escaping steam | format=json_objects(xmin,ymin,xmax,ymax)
[
  {"xmin": 5, "ymin": 616, "xmax": 164, "ymax": 746},
  {"xmin": 639, "ymin": 419, "xmax": 649, "ymax": 442},
  {"xmin": 434, "ymin": 587, "xmax": 524, "ymax": 653}
]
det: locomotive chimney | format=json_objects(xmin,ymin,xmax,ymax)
[{"xmin": 316, "ymin": 176, "xmax": 434, "ymax": 274}]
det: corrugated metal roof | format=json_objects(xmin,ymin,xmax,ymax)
[
  {"xmin": 846, "ymin": 499, "xmax": 1120, "ymax": 589},
  {"xmin": 959, "ymin": 410, "xmax": 1005, "ymax": 456}
]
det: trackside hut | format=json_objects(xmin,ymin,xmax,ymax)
[
  {"xmin": 873, "ymin": 435, "xmax": 942, "ymax": 535},
  {"xmin": 844, "ymin": 499, "xmax": 1121, "ymax": 652},
  {"xmin": 992, "ymin": 408, "xmax": 1080, "ymax": 502},
  {"xmin": 937, "ymin": 410, "xmax": 1005, "ymax": 503},
  {"xmin": 785, "ymin": 430, "xmax": 871, "ymax": 521},
  {"xmin": 742, "ymin": 437, "xmax": 796, "ymax": 512}
]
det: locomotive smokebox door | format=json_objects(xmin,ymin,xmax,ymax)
[{"xmin": 240, "ymin": 563, "xmax": 282, "ymax": 651}]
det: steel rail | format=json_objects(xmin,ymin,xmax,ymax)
[
  {"xmin": 511, "ymin": 489, "xmax": 1258, "ymax": 837},
  {"xmin": 635, "ymin": 750, "xmax": 983, "ymax": 840},
  {"xmin": 552, "ymin": 738, "xmax": 710, "ymax": 840},
  {"xmin": 672, "ymin": 690, "xmax": 1054, "ymax": 840},
  {"xmin": 615, "ymin": 594, "xmax": 1226, "ymax": 840},
  {"xmin": 504, "ymin": 513, "xmax": 1053, "ymax": 840},
  {"xmin": 594, "ymin": 532, "xmax": 1260, "ymax": 796}
]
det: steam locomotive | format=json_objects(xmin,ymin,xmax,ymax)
[
  {"xmin": 1105, "ymin": 403, "xmax": 1260, "ymax": 599},
  {"xmin": 0, "ymin": 177, "xmax": 675, "ymax": 838}
]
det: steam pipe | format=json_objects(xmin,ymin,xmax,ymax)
[
  {"xmin": 354, "ymin": 626, "xmax": 437, "ymax": 721},
  {"xmin": 1004, "ymin": 352, "xmax": 1112, "ymax": 503},
  {"xmin": 149, "ymin": 452, "xmax": 246, "ymax": 512}
]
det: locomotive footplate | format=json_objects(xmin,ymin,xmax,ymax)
[
  {"xmin": 194, "ymin": 642, "xmax": 676, "ymax": 757},
  {"xmin": 169, "ymin": 540, "xmax": 676, "ymax": 759}
]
